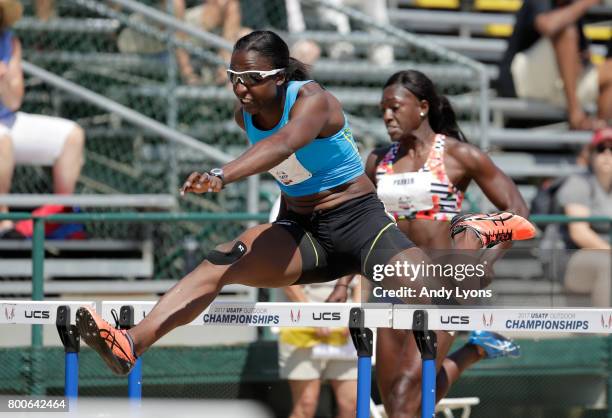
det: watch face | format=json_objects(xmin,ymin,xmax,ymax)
[{"xmin": 210, "ymin": 168, "xmax": 223, "ymax": 177}]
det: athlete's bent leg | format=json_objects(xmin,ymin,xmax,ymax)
[
  {"xmin": 376, "ymin": 329, "xmax": 456, "ymax": 417},
  {"xmin": 78, "ymin": 223, "xmax": 305, "ymax": 374},
  {"xmin": 132, "ymin": 223, "xmax": 305, "ymax": 352}
]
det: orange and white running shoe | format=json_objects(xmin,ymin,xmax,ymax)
[
  {"xmin": 450, "ymin": 212, "xmax": 536, "ymax": 247},
  {"xmin": 76, "ymin": 306, "xmax": 136, "ymax": 376}
]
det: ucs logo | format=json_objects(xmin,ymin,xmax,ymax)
[
  {"xmin": 482, "ymin": 314, "xmax": 493, "ymax": 328},
  {"xmin": 312, "ymin": 312, "xmax": 341, "ymax": 321},
  {"xmin": 24, "ymin": 310, "xmax": 50, "ymax": 319},
  {"xmin": 440, "ymin": 315, "xmax": 470, "ymax": 325},
  {"xmin": 4, "ymin": 305, "xmax": 16, "ymax": 321}
]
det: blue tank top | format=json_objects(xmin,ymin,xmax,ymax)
[
  {"xmin": 243, "ymin": 80, "xmax": 364, "ymax": 197},
  {"xmin": 0, "ymin": 31, "xmax": 15, "ymax": 126}
]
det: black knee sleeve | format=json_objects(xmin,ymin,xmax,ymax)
[{"xmin": 206, "ymin": 241, "xmax": 247, "ymax": 265}]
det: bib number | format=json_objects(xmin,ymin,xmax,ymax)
[
  {"xmin": 269, "ymin": 154, "xmax": 312, "ymax": 186},
  {"xmin": 377, "ymin": 172, "xmax": 434, "ymax": 213}
]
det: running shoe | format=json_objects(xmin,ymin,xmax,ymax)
[
  {"xmin": 468, "ymin": 330, "xmax": 521, "ymax": 359},
  {"xmin": 76, "ymin": 306, "xmax": 136, "ymax": 375},
  {"xmin": 450, "ymin": 211, "xmax": 536, "ymax": 247}
]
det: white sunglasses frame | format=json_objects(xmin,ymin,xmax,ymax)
[{"xmin": 226, "ymin": 68, "xmax": 285, "ymax": 85}]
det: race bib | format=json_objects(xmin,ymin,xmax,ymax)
[
  {"xmin": 269, "ymin": 154, "xmax": 312, "ymax": 186},
  {"xmin": 377, "ymin": 172, "xmax": 434, "ymax": 213}
]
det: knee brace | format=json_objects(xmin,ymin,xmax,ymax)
[{"xmin": 206, "ymin": 241, "xmax": 247, "ymax": 265}]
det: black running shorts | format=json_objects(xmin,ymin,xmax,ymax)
[{"xmin": 273, "ymin": 193, "xmax": 416, "ymax": 284}]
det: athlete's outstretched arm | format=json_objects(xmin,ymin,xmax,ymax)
[
  {"xmin": 223, "ymin": 89, "xmax": 330, "ymax": 184},
  {"xmin": 450, "ymin": 142, "xmax": 529, "ymax": 265},
  {"xmin": 182, "ymin": 88, "xmax": 331, "ymax": 195},
  {"xmin": 452, "ymin": 143, "xmax": 528, "ymax": 217}
]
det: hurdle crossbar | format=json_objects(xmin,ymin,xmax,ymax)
[
  {"xmin": 5, "ymin": 301, "xmax": 612, "ymax": 418},
  {"xmin": 100, "ymin": 301, "xmax": 393, "ymax": 328},
  {"xmin": 393, "ymin": 306, "xmax": 612, "ymax": 333}
]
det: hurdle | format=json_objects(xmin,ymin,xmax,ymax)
[
  {"xmin": 5, "ymin": 300, "xmax": 612, "ymax": 418},
  {"xmin": 0, "ymin": 300, "xmax": 95, "ymax": 409},
  {"xmin": 394, "ymin": 306, "xmax": 612, "ymax": 418},
  {"xmin": 100, "ymin": 301, "xmax": 392, "ymax": 418}
]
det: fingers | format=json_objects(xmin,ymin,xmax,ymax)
[
  {"xmin": 180, "ymin": 172, "xmax": 211, "ymax": 196},
  {"xmin": 180, "ymin": 172, "xmax": 200, "ymax": 196}
]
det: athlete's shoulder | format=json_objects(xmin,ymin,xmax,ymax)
[
  {"xmin": 444, "ymin": 136, "xmax": 481, "ymax": 160},
  {"xmin": 444, "ymin": 136, "xmax": 492, "ymax": 173},
  {"xmin": 294, "ymin": 80, "xmax": 325, "ymax": 99}
]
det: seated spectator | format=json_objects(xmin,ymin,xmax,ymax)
[
  {"xmin": 117, "ymin": 0, "xmax": 202, "ymax": 85},
  {"xmin": 34, "ymin": 0, "xmax": 55, "ymax": 21},
  {"xmin": 318, "ymin": 0, "xmax": 393, "ymax": 65},
  {"xmin": 0, "ymin": 0, "xmax": 85, "ymax": 237},
  {"xmin": 497, "ymin": 0, "xmax": 612, "ymax": 130},
  {"xmin": 557, "ymin": 128, "xmax": 612, "ymax": 306},
  {"xmin": 185, "ymin": 0, "xmax": 251, "ymax": 84},
  {"xmin": 285, "ymin": 0, "xmax": 321, "ymax": 66}
]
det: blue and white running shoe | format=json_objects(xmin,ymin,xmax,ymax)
[{"xmin": 468, "ymin": 330, "xmax": 521, "ymax": 359}]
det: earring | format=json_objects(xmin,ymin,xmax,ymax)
[{"xmin": 420, "ymin": 111, "xmax": 426, "ymax": 118}]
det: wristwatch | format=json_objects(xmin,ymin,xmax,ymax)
[{"xmin": 208, "ymin": 168, "xmax": 224, "ymax": 184}]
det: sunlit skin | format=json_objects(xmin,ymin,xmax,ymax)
[
  {"xmin": 360, "ymin": 83, "xmax": 530, "ymax": 417},
  {"xmin": 121, "ymin": 46, "xmax": 433, "ymax": 360},
  {"xmin": 183, "ymin": 49, "xmax": 377, "ymax": 215}
]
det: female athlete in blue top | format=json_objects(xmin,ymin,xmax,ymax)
[{"xmin": 75, "ymin": 31, "xmax": 532, "ymax": 377}]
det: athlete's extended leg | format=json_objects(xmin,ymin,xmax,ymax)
[
  {"xmin": 77, "ymin": 223, "xmax": 307, "ymax": 375},
  {"xmin": 376, "ymin": 328, "xmax": 456, "ymax": 418}
]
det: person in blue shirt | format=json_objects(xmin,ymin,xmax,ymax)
[{"xmin": 75, "ymin": 30, "xmax": 534, "ymax": 377}]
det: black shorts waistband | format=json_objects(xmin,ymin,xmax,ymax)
[{"xmin": 286, "ymin": 193, "xmax": 378, "ymax": 224}]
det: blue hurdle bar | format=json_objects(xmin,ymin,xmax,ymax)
[
  {"xmin": 128, "ymin": 358, "xmax": 143, "ymax": 399},
  {"xmin": 421, "ymin": 358, "xmax": 436, "ymax": 418},
  {"xmin": 120, "ymin": 305, "xmax": 142, "ymax": 404},
  {"xmin": 56, "ymin": 306, "xmax": 80, "ymax": 406},
  {"xmin": 349, "ymin": 307, "xmax": 374, "ymax": 418},
  {"xmin": 413, "ymin": 310, "xmax": 437, "ymax": 418}
]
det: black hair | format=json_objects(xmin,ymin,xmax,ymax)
[
  {"xmin": 233, "ymin": 30, "xmax": 310, "ymax": 82},
  {"xmin": 384, "ymin": 70, "xmax": 468, "ymax": 143}
]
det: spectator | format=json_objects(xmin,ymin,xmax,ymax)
[
  {"xmin": 117, "ymin": 0, "xmax": 201, "ymax": 85},
  {"xmin": 279, "ymin": 280, "xmax": 360, "ymax": 418},
  {"xmin": 557, "ymin": 127, "xmax": 612, "ymax": 306},
  {"xmin": 498, "ymin": 0, "xmax": 612, "ymax": 130},
  {"xmin": 284, "ymin": 0, "xmax": 321, "ymax": 66},
  {"xmin": 34, "ymin": 0, "xmax": 55, "ymax": 21},
  {"xmin": 185, "ymin": 0, "xmax": 251, "ymax": 84},
  {"xmin": 0, "ymin": 0, "xmax": 85, "ymax": 237},
  {"xmin": 318, "ymin": 0, "xmax": 394, "ymax": 65}
]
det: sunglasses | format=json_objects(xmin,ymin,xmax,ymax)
[
  {"xmin": 595, "ymin": 143, "xmax": 612, "ymax": 154},
  {"xmin": 226, "ymin": 68, "xmax": 285, "ymax": 86}
]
